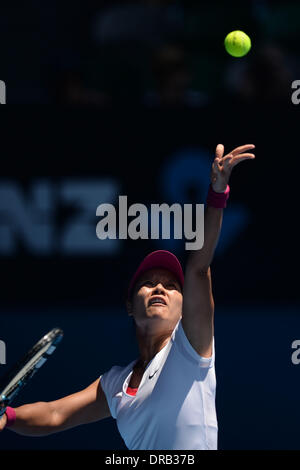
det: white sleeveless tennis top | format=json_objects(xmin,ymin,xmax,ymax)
[{"xmin": 100, "ymin": 320, "xmax": 217, "ymax": 450}]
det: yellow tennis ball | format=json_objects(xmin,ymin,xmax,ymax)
[{"xmin": 224, "ymin": 30, "xmax": 251, "ymax": 58}]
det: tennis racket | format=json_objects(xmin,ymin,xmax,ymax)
[{"xmin": 0, "ymin": 327, "xmax": 63, "ymax": 418}]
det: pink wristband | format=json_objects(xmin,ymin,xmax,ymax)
[
  {"xmin": 5, "ymin": 406, "xmax": 16, "ymax": 427},
  {"xmin": 206, "ymin": 184, "xmax": 230, "ymax": 208}
]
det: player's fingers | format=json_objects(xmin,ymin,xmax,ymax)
[
  {"xmin": 0, "ymin": 414, "xmax": 7, "ymax": 431},
  {"xmin": 221, "ymin": 154, "xmax": 233, "ymax": 165},
  {"xmin": 231, "ymin": 144, "xmax": 255, "ymax": 156},
  {"xmin": 213, "ymin": 159, "xmax": 222, "ymax": 172},
  {"xmin": 215, "ymin": 144, "xmax": 224, "ymax": 160},
  {"xmin": 231, "ymin": 154, "xmax": 255, "ymax": 166}
]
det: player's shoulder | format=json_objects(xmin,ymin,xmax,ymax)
[
  {"xmin": 172, "ymin": 320, "xmax": 215, "ymax": 368},
  {"xmin": 101, "ymin": 360, "xmax": 136, "ymax": 385}
]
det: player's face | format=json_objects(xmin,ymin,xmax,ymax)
[{"xmin": 129, "ymin": 268, "xmax": 183, "ymax": 329}]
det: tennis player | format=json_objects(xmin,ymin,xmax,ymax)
[{"xmin": 0, "ymin": 144, "xmax": 255, "ymax": 449}]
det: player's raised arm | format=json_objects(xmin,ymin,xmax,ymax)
[
  {"xmin": 0, "ymin": 378, "xmax": 110, "ymax": 436},
  {"xmin": 182, "ymin": 144, "xmax": 255, "ymax": 358}
]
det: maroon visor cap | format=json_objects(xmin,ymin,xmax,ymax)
[{"xmin": 127, "ymin": 250, "xmax": 184, "ymax": 299}]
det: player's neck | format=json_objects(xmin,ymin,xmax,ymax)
[{"xmin": 135, "ymin": 327, "xmax": 172, "ymax": 366}]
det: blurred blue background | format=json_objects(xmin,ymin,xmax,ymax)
[
  {"xmin": 0, "ymin": 0, "xmax": 300, "ymax": 450},
  {"xmin": 0, "ymin": 0, "xmax": 299, "ymax": 105}
]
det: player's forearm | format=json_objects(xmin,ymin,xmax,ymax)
[
  {"xmin": 187, "ymin": 206, "xmax": 223, "ymax": 272},
  {"xmin": 8, "ymin": 402, "xmax": 58, "ymax": 436}
]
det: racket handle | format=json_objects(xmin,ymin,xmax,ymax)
[{"xmin": 0, "ymin": 395, "xmax": 8, "ymax": 418}]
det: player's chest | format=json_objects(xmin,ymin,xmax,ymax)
[{"xmin": 128, "ymin": 366, "xmax": 145, "ymax": 389}]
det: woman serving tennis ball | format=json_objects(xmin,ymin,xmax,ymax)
[{"xmin": 0, "ymin": 144, "xmax": 255, "ymax": 449}]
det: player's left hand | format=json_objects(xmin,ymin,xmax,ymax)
[{"xmin": 211, "ymin": 144, "xmax": 255, "ymax": 193}]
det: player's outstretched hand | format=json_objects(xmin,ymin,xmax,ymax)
[{"xmin": 211, "ymin": 144, "xmax": 255, "ymax": 193}]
